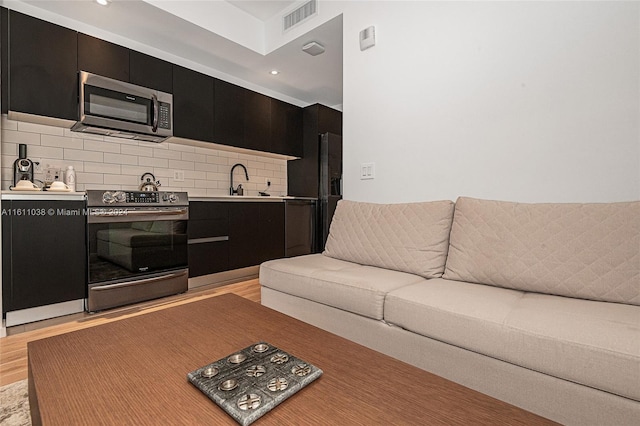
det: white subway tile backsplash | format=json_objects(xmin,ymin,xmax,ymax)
[
  {"xmin": 84, "ymin": 139, "xmax": 121, "ymax": 153},
  {"xmin": 76, "ymin": 172, "xmax": 104, "ymax": 184},
  {"xmin": 84, "ymin": 162, "xmax": 122, "ymax": 175},
  {"xmin": 121, "ymin": 144, "xmax": 153, "ymax": 157},
  {"xmin": 1, "ymin": 116, "xmax": 288, "ymax": 196},
  {"xmin": 168, "ymin": 159, "xmax": 194, "ymax": 170},
  {"xmin": 139, "ymin": 157, "xmax": 168, "ymax": 168},
  {"xmin": 104, "ymin": 152, "xmax": 138, "ymax": 165},
  {"xmin": 29, "ymin": 145, "xmax": 64, "ymax": 159},
  {"xmin": 17, "ymin": 121, "xmax": 64, "ymax": 136},
  {"xmin": 153, "ymin": 148, "xmax": 181, "ymax": 160},
  {"xmin": 64, "ymin": 148, "xmax": 104, "ymax": 162},
  {"xmin": 2, "ymin": 129, "xmax": 41, "ymax": 145}
]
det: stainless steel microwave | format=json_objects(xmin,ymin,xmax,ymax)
[{"xmin": 71, "ymin": 71, "xmax": 173, "ymax": 143}]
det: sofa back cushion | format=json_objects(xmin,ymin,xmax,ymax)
[
  {"xmin": 443, "ymin": 197, "xmax": 640, "ymax": 305},
  {"xmin": 323, "ymin": 200, "xmax": 455, "ymax": 278}
]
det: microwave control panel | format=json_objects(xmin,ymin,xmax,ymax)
[{"xmin": 158, "ymin": 102, "xmax": 171, "ymax": 130}]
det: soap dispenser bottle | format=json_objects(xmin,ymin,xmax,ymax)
[{"xmin": 65, "ymin": 165, "xmax": 76, "ymax": 192}]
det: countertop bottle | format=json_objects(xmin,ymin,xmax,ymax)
[{"xmin": 65, "ymin": 165, "xmax": 76, "ymax": 192}]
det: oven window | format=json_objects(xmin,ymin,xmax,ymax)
[{"xmin": 88, "ymin": 220, "xmax": 188, "ymax": 284}]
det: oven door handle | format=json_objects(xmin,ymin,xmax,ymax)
[
  {"xmin": 91, "ymin": 208, "xmax": 188, "ymax": 217},
  {"xmin": 91, "ymin": 272, "xmax": 185, "ymax": 291}
]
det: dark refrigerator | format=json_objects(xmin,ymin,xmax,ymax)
[{"xmin": 319, "ymin": 132, "xmax": 343, "ymax": 251}]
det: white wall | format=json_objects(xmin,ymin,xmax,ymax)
[{"xmin": 342, "ymin": 1, "xmax": 639, "ymax": 203}]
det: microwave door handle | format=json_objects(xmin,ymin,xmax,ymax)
[{"xmin": 151, "ymin": 94, "xmax": 159, "ymax": 132}]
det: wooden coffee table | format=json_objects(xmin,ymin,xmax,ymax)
[{"xmin": 28, "ymin": 294, "xmax": 555, "ymax": 425}]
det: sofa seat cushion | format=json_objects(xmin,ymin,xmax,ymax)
[
  {"xmin": 443, "ymin": 197, "xmax": 640, "ymax": 305},
  {"xmin": 323, "ymin": 199, "xmax": 455, "ymax": 278},
  {"xmin": 260, "ymin": 254, "xmax": 426, "ymax": 320},
  {"xmin": 385, "ymin": 278, "xmax": 640, "ymax": 401}
]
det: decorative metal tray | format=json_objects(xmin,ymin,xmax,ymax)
[{"xmin": 187, "ymin": 342, "xmax": 323, "ymax": 425}]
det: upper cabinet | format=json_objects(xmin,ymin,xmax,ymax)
[
  {"xmin": 213, "ymin": 79, "xmax": 302, "ymax": 157},
  {"xmin": 0, "ymin": 8, "xmax": 303, "ymax": 157},
  {"xmin": 173, "ymin": 65, "xmax": 215, "ymax": 142},
  {"xmin": 78, "ymin": 33, "xmax": 129, "ymax": 82},
  {"xmin": 213, "ymin": 79, "xmax": 245, "ymax": 148},
  {"xmin": 271, "ymin": 98, "xmax": 303, "ymax": 157},
  {"xmin": 5, "ymin": 10, "xmax": 77, "ymax": 120},
  {"xmin": 129, "ymin": 51, "xmax": 172, "ymax": 93}
]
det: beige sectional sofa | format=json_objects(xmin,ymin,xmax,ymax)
[{"xmin": 260, "ymin": 197, "xmax": 640, "ymax": 425}]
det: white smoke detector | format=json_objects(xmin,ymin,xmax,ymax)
[{"xmin": 302, "ymin": 41, "xmax": 325, "ymax": 56}]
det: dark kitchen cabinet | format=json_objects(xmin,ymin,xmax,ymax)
[
  {"xmin": 228, "ymin": 202, "xmax": 284, "ymax": 270},
  {"xmin": 6, "ymin": 10, "xmax": 78, "ymax": 120},
  {"xmin": 285, "ymin": 200, "xmax": 316, "ymax": 257},
  {"xmin": 214, "ymin": 79, "xmax": 245, "ymax": 148},
  {"xmin": 78, "ymin": 33, "xmax": 129, "ymax": 82},
  {"xmin": 244, "ymin": 90, "xmax": 271, "ymax": 151},
  {"xmin": 173, "ymin": 65, "xmax": 214, "ymax": 142},
  {"xmin": 2, "ymin": 200, "xmax": 86, "ymax": 315},
  {"xmin": 213, "ymin": 80, "xmax": 301, "ymax": 155},
  {"xmin": 271, "ymin": 99, "xmax": 303, "ymax": 157},
  {"xmin": 288, "ymin": 104, "xmax": 342, "ymax": 197},
  {"xmin": 188, "ymin": 202, "xmax": 229, "ymax": 277},
  {"xmin": 130, "ymin": 51, "xmax": 173, "ymax": 93}
]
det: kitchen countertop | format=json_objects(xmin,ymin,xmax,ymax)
[
  {"xmin": 190, "ymin": 195, "xmax": 317, "ymax": 202},
  {"xmin": 1, "ymin": 190, "xmax": 86, "ymax": 201},
  {"xmin": 1, "ymin": 191, "xmax": 316, "ymax": 202}
]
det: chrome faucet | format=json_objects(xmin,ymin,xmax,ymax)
[{"xmin": 230, "ymin": 163, "xmax": 249, "ymax": 196}]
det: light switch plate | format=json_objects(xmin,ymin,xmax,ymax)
[{"xmin": 360, "ymin": 162, "xmax": 375, "ymax": 180}]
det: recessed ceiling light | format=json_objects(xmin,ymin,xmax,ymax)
[
  {"xmin": 270, "ymin": 70, "xmax": 279, "ymax": 75},
  {"xmin": 96, "ymin": 0, "xmax": 110, "ymax": 6}
]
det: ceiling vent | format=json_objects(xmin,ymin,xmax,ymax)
[{"xmin": 283, "ymin": 0, "xmax": 317, "ymax": 32}]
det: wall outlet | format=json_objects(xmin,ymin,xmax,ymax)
[
  {"xmin": 173, "ymin": 170, "xmax": 185, "ymax": 182},
  {"xmin": 265, "ymin": 178, "xmax": 271, "ymax": 186},
  {"xmin": 360, "ymin": 162, "xmax": 375, "ymax": 180}
]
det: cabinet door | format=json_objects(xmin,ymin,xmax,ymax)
[
  {"xmin": 173, "ymin": 65, "xmax": 214, "ymax": 142},
  {"xmin": 77, "ymin": 33, "xmax": 129, "ymax": 81},
  {"xmin": 8, "ymin": 11, "xmax": 78, "ymax": 120},
  {"xmin": 228, "ymin": 202, "xmax": 284, "ymax": 270},
  {"xmin": 213, "ymin": 79, "xmax": 245, "ymax": 148},
  {"xmin": 243, "ymin": 90, "xmax": 271, "ymax": 151},
  {"xmin": 2, "ymin": 201, "xmax": 86, "ymax": 313},
  {"xmin": 259, "ymin": 203, "xmax": 285, "ymax": 262},
  {"xmin": 271, "ymin": 99, "xmax": 302, "ymax": 157},
  {"xmin": 130, "ymin": 51, "xmax": 173, "ymax": 93},
  {"xmin": 228, "ymin": 203, "xmax": 261, "ymax": 269}
]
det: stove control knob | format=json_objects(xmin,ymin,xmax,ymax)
[
  {"xmin": 168, "ymin": 193, "xmax": 179, "ymax": 203},
  {"xmin": 113, "ymin": 191, "xmax": 126, "ymax": 203},
  {"xmin": 102, "ymin": 191, "xmax": 115, "ymax": 204}
]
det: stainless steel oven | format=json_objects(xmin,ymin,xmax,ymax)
[{"xmin": 86, "ymin": 190, "xmax": 188, "ymax": 312}]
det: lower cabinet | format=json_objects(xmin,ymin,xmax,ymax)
[
  {"xmin": 2, "ymin": 200, "xmax": 86, "ymax": 316},
  {"xmin": 228, "ymin": 203, "xmax": 284, "ymax": 270},
  {"xmin": 188, "ymin": 201, "xmax": 290, "ymax": 278},
  {"xmin": 187, "ymin": 202, "xmax": 230, "ymax": 277}
]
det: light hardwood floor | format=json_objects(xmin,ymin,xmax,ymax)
[{"xmin": 0, "ymin": 279, "xmax": 261, "ymax": 387}]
